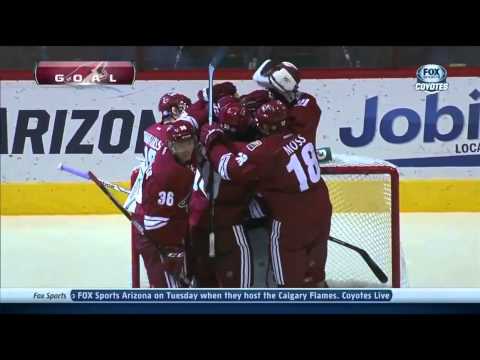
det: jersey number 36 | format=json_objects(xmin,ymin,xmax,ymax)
[{"xmin": 158, "ymin": 191, "xmax": 174, "ymax": 206}]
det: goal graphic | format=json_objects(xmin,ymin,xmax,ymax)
[{"xmin": 131, "ymin": 154, "xmax": 401, "ymax": 288}]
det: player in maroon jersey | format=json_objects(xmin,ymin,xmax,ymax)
[
  {"xmin": 130, "ymin": 120, "xmax": 196, "ymax": 288},
  {"xmin": 243, "ymin": 60, "xmax": 322, "ymax": 144},
  {"xmin": 189, "ymin": 100, "xmax": 259, "ymax": 288},
  {"xmin": 125, "ymin": 92, "xmax": 197, "ymax": 287},
  {"xmin": 182, "ymin": 81, "xmax": 239, "ymax": 130},
  {"xmin": 127, "ymin": 85, "xmax": 237, "ymax": 287},
  {"xmin": 240, "ymin": 89, "xmax": 273, "ymax": 117},
  {"xmin": 125, "ymin": 92, "xmax": 193, "ymax": 216},
  {"xmin": 200, "ymin": 100, "xmax": 332, "ymax": 288},
  {"xmin": 158, "ymin": 92, "xmax": 192, "ymax": 124}
]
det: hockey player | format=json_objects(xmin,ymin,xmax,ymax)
[
  {"xmin": 130, "ymin": 120, "xmax": 197, "ymax": 288},
  {"xmin": 241, "ymin": 60, "xmax": 325, "ymax": 245},
  {"xmin": 158, "ymin": 92, "xmax": 192, "ymax": 124},
  {"xmin": 189, "ymin": 100, "xmax": 259, "ymax": 288},
  {"xmin": 244, "ymin": 60, "xmax": 322, "ymax": 145},
  {"xmin": 125, "ymin": 92, "xmax": 193, "ymax": 214},
  {"xmin": 183, "ymin": 81, "xmax": 239, "ymax": 131},
  {"xmin": 124, "ymin": 92, "xmax": 196, "ymax": 288},
  {"xmin": 129, "ymin": 85, "xmax": 238, "ymax": 287},
  {"xmin": 240, "ymin": 89, "xmax": 273, "ymax": 118},
  {"xmin": 200, "ymin": 100, "xmax": 332, "ymax": 288}
]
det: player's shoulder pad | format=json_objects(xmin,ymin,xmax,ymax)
[
  {"xmin": 144, "ymin": 126, "xmax": 165, "ymax": 151},
  {"xmin": 187, "ymin": 101, "xmax": 208, "ymax": 118},
  {"xmin": 145, "ymin": 121, "xmax": 163, "ymax": 133},
  {"xmin": 243, "ymin": 89, "xmax": 270, "ymax": 98},
  {"xmin": 293, "ymin": 93, "xmax": 321, "ymax": 114},
  {"xmin": 294, "ymin": 92, "xmax": 317, "ymax": 106},
  {"xmin": 259, "ymin": 134, "xmax": 287, "ymax": 161}
]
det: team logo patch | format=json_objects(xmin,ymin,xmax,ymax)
[
  {"xmin": 178, "ymin": 191, "xmax": 192, "ymax": 208},
  {"xmin": 246, "ymin": 140, "xmax": 262, "ymax": 152},
  {"xmin": 235, "ymin": 152, "xmax": 248, "ymax": 166}
]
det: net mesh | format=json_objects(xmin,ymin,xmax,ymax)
[{"xmin": 321, "ymin": 154, "xmax": 399, "ymax": 287}]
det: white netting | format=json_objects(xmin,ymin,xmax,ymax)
[
  {"xmin": 324, "ymin": 175, "xmax": 393, "ymax": 286},
  {"xmin": 320, "ymin": 154, "xmax": 400, "ymax": 287}
]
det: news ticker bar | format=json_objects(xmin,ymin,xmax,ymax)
[{"xmin": 2, "ymin": 289, "xmax": 480, "ymax": 303}]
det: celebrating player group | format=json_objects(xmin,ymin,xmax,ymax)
[{"xmin": 124, "ymin": 60, "xmax": 333, "ymax": 288}]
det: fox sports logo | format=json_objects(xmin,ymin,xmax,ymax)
[{"xmin": 416, "ymin": 64, "xmax": 449, "ymax": 92}]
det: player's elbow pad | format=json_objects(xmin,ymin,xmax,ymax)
[{"xmin": 143, "ymin": 215, "xmax": 170, "ymax": 231}]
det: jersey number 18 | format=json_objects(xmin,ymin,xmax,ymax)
[{"xmin": 286, "ymin": 142, "xmax": 321, "ymax": 191}]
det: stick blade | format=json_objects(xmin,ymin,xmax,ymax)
[
  {"xmin": 329, "ymin": 236, "xmax": 389, "ymax": 284},
  {"xmin": 358, "ymin": 249, "xmax": 389, "ymax": 283}
]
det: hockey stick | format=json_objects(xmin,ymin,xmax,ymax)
[
  {"xmin": 328, "ymin": 236, "xmax": 388, "ymax": 284},
  {"xmin": 58, "ymin": 163, "xmax": 130, "ymax": 194},
  {"xmin": 58, "ymin": 164, "xmax": 189, "ymax": 287},
  {"xmin": 89, "ymin": 171, "xmax": 193, "ymax": 287},
  {"xmin": 206, "ymin": 47, "xmax": 227, "ymax": 258},
  {"xmin": 89, "ymin": 170, "xmax": 191, "ymax": 287}
]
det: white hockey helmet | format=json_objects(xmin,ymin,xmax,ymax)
[{"xmin": 252, "ymin": 60, "xmax": 300, "ymax": 103}]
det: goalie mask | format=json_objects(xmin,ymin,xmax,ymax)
[
  {"xmin": 255, "ymin": 100, "xmax": 289, "ymax": 135},
  {"xmin": 158, "ymin": 93, "xmax": 192, "ymax": 123},
  {"xmin": 165, "ymin": 120, "xmax": 196, "ymax": 164},
  {"xmin": 252, "ymin": 60, "xmax": 300, "ymax": 104}
]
